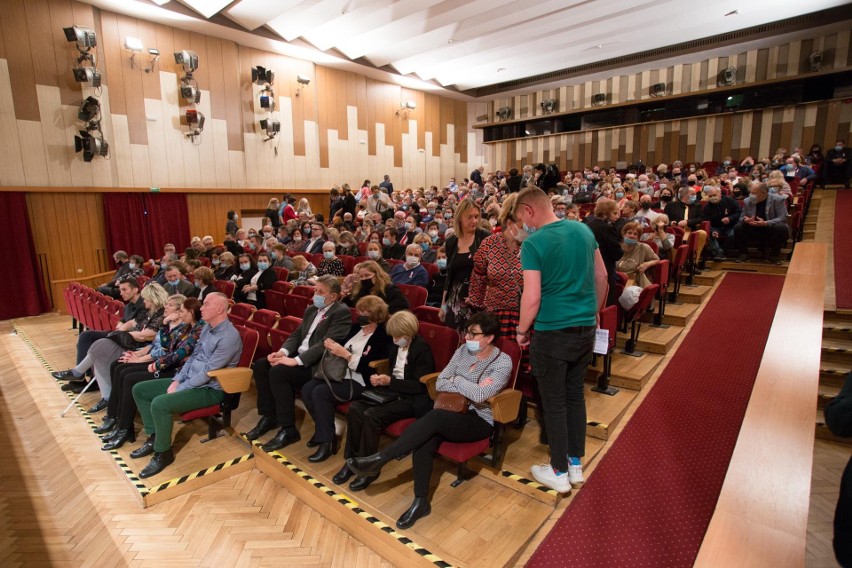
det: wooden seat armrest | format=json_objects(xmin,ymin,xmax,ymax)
[
  {"xmin": 207, "ymin": 367, "xmax": 253, "ymax": 393},
  {"xmin": 488, "ymin": 389, "xmax": 522, "ymax": 423},
  {"xmin": 369, "ymin": 359, "xmax": 390, "ymax": 375},
  {"xmin": 419, "ymin": 372, "xmax": 440, "ymax": 400}
]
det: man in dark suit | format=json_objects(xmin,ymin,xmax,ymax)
[
  {"xmin": 733, "ymin": 181, "xmax": 790, "ymax": 264},
  {"xmin": 98, "ymin": 250, "xmax": 133, "ymax": 298},
  {"xmin": 304, "ymin": 222, "xmax": 327, "ymax": 254},
  {"xmin": 162, "ymin": 265, "xmax": 198, "ymax": 298},
  {"xmin": 825, "ymin": 139, "xmax": 851, "ymax": 186},
  {"xmin": 470, "ymin": 166, "xmax": 484, "ymax": 187},
  {"xmin": 379, "ymin": 174, "xmax": 394, "ymax": 195},
  {"xmin": 382, "ymin": 228, "xmax": 406, "ymax": 260},
  {"xmin": 245, "ymin": 275, "xmax": 352, "ymax": 452}
]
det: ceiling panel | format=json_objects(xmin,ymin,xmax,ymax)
[
  {"xmin": 174, "ymin": 0, "xmax": 233, "ymax": 19},
  {"xmin": 223, "ymin": 0, "xmax": 305, "ymax": 31}
]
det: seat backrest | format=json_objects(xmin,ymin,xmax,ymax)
[
  {"xmin": 272, "ymin": 266, "xmax": 289, "ymax": 281},
  {"xmin": 268, "ymin": 316, "xmax": 302, "ymax": 351},
  {"xmin": 282, "ymin": 294, "xmax": 311, "ymax": 318},
  {"xmin": 387, "ymin": 258, "xmax": 404, "ymax": 268},
  {"xmin": 396, "ymin": 283, "xmax": 427, "ymax": 308},
  {"xmin": 291, "ymin": 285, "xmax": 314, "ymax": 298},
  {"xmin": 492, "ymin": 336, "xmax": 522, "ymax": 389},
  {"xmin": 197, "ymin": 257, "xmax": 210, "ymax": 267},
  {"xmin": 625, "ymin": 284, "xmax": 660, "ymax": 322},
  {"xmin": 671, "ymin": 244, "xmax": 689, "ymax": 272},
  {"xmin": 358, "ymin": 242, "xmax": 368, "ymax": 256},
  {"xmin": 234, "ymin": 325, "xmax": 259, "ymax": 367},
  {"xmin": 599, "ymin": 304, "xmax": 618, "ymax": 351},
  {"xmin": 137, "ymin": 275, "xmax": 150, "ymax": 287},
  {"xmin": 339, "ymin": 255, "xmax": 356, "ymax": 275},
  {"xmin": 652, "ymin": 259, "xmax": 670, "ymax": 288},
  {"xmin": 422, "ymin": 262, "xmax": 439, "ymax": 280},
  {"xmin": 212, "ymin": 279, "xmax": 235, "ymax": 299},
  {"xmin": 230, "ymin": 302, "xmax": 256, "ymax": 320},
  {"xmin": 412, "ymin": 305, "xmax": 442, "ymax": 325},
  {"xmin": 251, "ymin": 309, "xmax": 281, "ymax": 328},
  {"xmin": 309, "ymin": 253, "xmax": 323, "ymax": 268},
  {"xmin": 666, "ymin": 226, "xmax": 684, "ymax": 248},
  {"xmin": 645, "ymin": 240, "xmax": 659, "ymax": 255},
  {"xmin": 418, "ymin": 322, "xmax": 460, "ymax": 371}
]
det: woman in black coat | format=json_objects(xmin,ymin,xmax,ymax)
[
  {"xmin": 344, "ymin": 260, "xmax": 410, "ymax": 314},
  {"xmin": 440, "ymin": 199, "xmax": 490, "ymax": 332},
  {"xmin": 301, "ymin": 295, "xmax": 391, "ymax": 463},
  {"xmin": 333, "ymin": 310, "xmax": 435, "ymax": 491},
  {"xmin": 233, "ymin": 253, "xmax": 276, "ymax": 309}
]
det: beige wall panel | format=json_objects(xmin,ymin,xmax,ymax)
[
  {"xmin": 739, "ymin": 112, "xmax": 754, "ymax": 150},
  {"xmin": 130, "ymin": 144, "xmax": 152, "ymax": 188},
  {"xmin": 787, "ymin": 40, "xmax": 802, "ymax": 76},
  {"xmin": 158, "ymin": 70, "xmax": 186, "ymax": 188},
  {"xmin": 35, "ymin": 84, "xmax": 72, "ymax": 186},
  {"xmin": 304, "ymin": 120, "xmax": 321, "ymax": 188},
  {"xmin": 143, "ymin": 97, "xmax": 170, "ymax": 188},
  {"xmin": 277, "ymin": 95, "xmax": 296, "ymax": 188},
  {"xmin": 0, "ymin": 59, "xmax": 26, "ymax": 185},
  {"xmin": 18, "ymin": 120, "xmax": 50, "ymax": 186},
  {"xmin": 767, "ymin": 45, "xmax": 779, "ymax": 80},
  {"xmin": 211, "ymin": 118, "xmax": 232, "ymax": 188},
  {"xmin": 109, "ymin": 114, "xmax": 134, "ymax": 187},
  {"xmin": 758, "ymin": 109, "xmax": 775, "ymax": 158},
  {"xmin": 836, "ymin": 29, "xmax": 851, "ymax": 67},
  {"xmin": 229, "ymin": 150, "xmax": 246, "ymax": 189}
]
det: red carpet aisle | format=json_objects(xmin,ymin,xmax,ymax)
[
  {"xmin": 527, "ymin": 273, "xmax": 784, "ymax": 568},
  {"xmin": 835, "ymin": 190, "xmax": 852, "ymax": 310}
]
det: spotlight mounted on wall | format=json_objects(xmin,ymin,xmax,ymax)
[
  {"xmin": 184, "ymin": 109, "xmax": 205, "ymax": 141},
  {"xmin": 540, "ymin": 99, "xmax": 556, "ymax": 114},
  {"xmin": 259, "ymin": 89, "xmax": 275, "ymax": 110},
  {"xmin": 74, "ymin": 130, "xmax": 109, "ymax": 162},
  {"xmin": 718, "ymin": 66, "xmax": 737, "ymax": 87},
  {"xmin": 174, "ymin": 50, "xmax": 199, "ymax": 76},
  {"xmin": 180, "ymin": 79, "xmax": 201, "ymax": 104},
  {"xmin": 592, "ymin": 93, "xmax": 608, "ymax": 106},
  {"xmin": 259, "ymin": 118, "xmax": 281, "ymax": 141},
  {"xmin": 252, "ymin": 66, "xmax": 275, "ymax": 86},
  {"xmin": 809, "ymin": 51, "xmax": 823, "ymax": 72},
  {"xmin": 396, "ymin": 100, "xmax": 416, "ymax": 117},
  {"xmin": 295, "ymin": 75, "xmax": 311, "ymax": 96},
  {"xmin": 650, "ymin": 82, "xmax": 666, "ymax": 97},
  {"xmin": 72, "ymin": 66, "xmax": 102, "ymax": 87},
  {"xmin": 78, "ymin": 96, "xmax": 101, "ymax": 128},
  {"xmin": 496, "ymin": 106, "xmax": 511, "ymax": 120},
  {"xmin": 64, "ymin": 25, "xmax": 97, "ymax": 52}
]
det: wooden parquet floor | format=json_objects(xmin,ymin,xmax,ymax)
[{"xmin": 0, "ymin": 319, "xmax": 392, "ymax": 568}]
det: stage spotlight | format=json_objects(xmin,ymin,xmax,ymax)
[
  {"xmin": 496, "ymin": 106, "xmax": 511, "ymax": 120},
  {"xmin": 174, "ymin": 50, "xmax": 199, "ymax": 75},
  {"xmin": 185, "ymin": 109, "xmax": 205, "ymax": 139},
  {"xmin": 252, "ymin": 66, "xmax": 275, "ymax": 85},
  {"xmin": 72, "ymin": 67, "xmax": 102, "ymax": 87},
  {"xmin": 74, "ymin": 131, "xmax": 109, "ymax": 162},
  {"xmin": 181, "ymin": 83, "xmax": 201, "ymax": 104},
  {"xmin": 259, "ymin": 118, "xmax": 281, "ymax": 140},
  {"xmin": 78, "ymin": 96, "xmax": 100, "ymax": 123},
  {"xmin": 63, "ymin": 25, "xmax": 97, "ymax": 50},
  {"xmin": 540, "ymin": 99, "xmax": 556, "ymax": 113}
]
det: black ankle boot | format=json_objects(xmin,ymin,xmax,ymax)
[
  {"xmin": 139, "ymin": 448, "xmax": 175, "ymax": 479},
  {"xmin": 348, "ymin": 474, "xmax": 378, "ymax": 492},
  {"xmin": 130, "ymin": 435, "xmax": 156, "ymax": 459},
  {"xmin": 243, "ymin": 416, "xmax": 277, "ymax": 441},
  {"xmin": 332, "ymin": 464, "xmax": 354, "ymax": 485},
  {"xmin": 396, "ymin": 497, "xmax": 431, "ymax": 529},
  {"xmin": 346, "ymin": 453, "xmax": 386, "ymax": 477},
  {"xmin": 308, "ymin": 438, "xmax": 338, "ymax": 463}
]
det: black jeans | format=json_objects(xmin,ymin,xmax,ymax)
[
  {"xmin": 302, "ymin": 378, "xmax": 364, "ymax": 443},
  {"xmin": 733, "ymin": 221, "xmax": 790, "ymax": 256},
  {"xmin": 530, "ymin": 326, "xmax": 596, "ymax": 471},
  {"xmin": 381, "ymin": 409, "xmax": 492, "ymax": 498},
  {"xmin": 108, "ymin": 361, "xmax": 174, "ymax": 430},
  {"xmin": 345, "ymin": 396, "xmax": 423, "ymax": 459},
  {"xmin": 77, "ymin": 330, "xmax": 109, "ymax": 365},
  {"xmin": 253, "ymin": 357, "xmax": 312, "ymax": 432}
]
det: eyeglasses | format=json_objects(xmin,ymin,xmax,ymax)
[{"xmin": 465, "ymin": 329, "xmax": 485, "ymax": 338}]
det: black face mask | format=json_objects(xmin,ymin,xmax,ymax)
[
  {"xmin": 641, "ymin": 202, "xmax": 651, "ymax": 210},
  {"xmin": 360, "ymin": 278, "xmax": 373, "ymax": 288},
  {"xmin": 660, "ymin": 195, "xmax": 672, "ymax": 203},
  {"xmin": 357, "ymin": 315, "xmax": 371, "ymax": 327}
]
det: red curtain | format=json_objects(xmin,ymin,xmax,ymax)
[
  {"xmin": 0, "ymin": 193, "xmax": 50, "ymax": 319},
  {"xmin": 102, "ymin": 193, "xmax": 190, "ymax": 260}
]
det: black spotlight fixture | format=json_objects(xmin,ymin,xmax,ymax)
[
  {"xmin": 259, "ymin": 118, "xmax": 280, "ymax": 140},
  {"xmin": 72, "ymin": 67, "xmax": 102, "ymax": 87},
  {"xmin": 174, "ymin": 50, "xmax": 199, "ymax": 75},
  {"xmin": 63, "ymin": 25, "xmax": 97, "ymax": 51},
  {"xmin": 180, "ymin": 82, "xmax": 201, "ymax": 104},
  {"xmin": 78, "ymin": 96, "xmax": 100, "ymax": 123},
  {"xmin": 252, "ymin": 66, "xmax": 274, "ymax": 86},
  {"xmin": 74, "ymin": 131, "xmax": 109, "ymax": 162}
]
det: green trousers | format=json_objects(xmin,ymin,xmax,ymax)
[{"xmin": 132, "ymin": 379, "xmax": 224, "ymax": 453}]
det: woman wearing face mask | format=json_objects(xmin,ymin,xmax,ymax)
[
  {"xmin": 333, "ymin": 310, "xmax": 435, "ymax": 491},
  {"xmin": 286, "ymin": 225, "xmax": 307, "ymax": 253},
  {"xmin": 616, "ymin": 222, "xmax": 660, "ymax": 288},
  {"xmin": 390, "ymin": 244, "xmax": 429, "ymax": 287},
  {"xmin": 425, "ymin": 221, "xmax": 444, "ymax": 246},
  {"xmin": 413, "ymin": 233, "xmax": 436, "ymax": 264},
  {"xmin": 347, "ymin": 311, "xmax": 511, "ymax": 529},
  {"xmin": 640, "ymin": 214, "xmax": 675, "ymax": 256},
  {"xmin": 467, "ymin": 193, "xmax": 524, "ymax": 339},
  {"xmin": 214, "ymin": 251, "xmax": 236, "ymax": 280},
  {"xmin": 344, "ymin": 261, "xmax": 409, "ymax": 314},
  {"xmin": 363, "ymin": 241, "xmax": 391, "ymax": 272},
  {"xmin": 583, "ymin": 199, "xmax": 623, "ymax": 307},
  {"xmin": 316, "ymin": 242, "xmax": 345, "ymax": 279},
  {"xmin": 766, "ymin": 170, "xmax": 793, "ymax": 198},
  {"xmin": 233, "ymin": 253, "xmax": 275, "ymax": 309},
  {"xmin": 192, "ymin": 266, "xmax": 216, "ymax": 303},
  {"xmin": 300, "ymin": 295, "xmax": 390, "ymax": 463},
  {"xmin": 426, "ymin": 247, "xmax": 448, "ymax": 307}
]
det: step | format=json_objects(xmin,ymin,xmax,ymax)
[
  {"xmin": 584, "ymin": 385, "xmax": 637, "ymax": 440},
  {"xmin": 818, "ymin": 383, "xmax": 841, "ymax": 410},
  {"xmin": 714, "ymin": 260, "xmax": 789, "ymax": 275},
  {"xmin": 823, "ymin": 320, "xmax": 852, "ymax": 341},
  {"xmin": 678, "ymin": 285, "xmax": 713, "ymax": 304},
  {"xmin": 692, "ymin": 269, "xmax": 724, "ymax": 287},
  {"xmin": 587, "ymin": 351, "xmax": 666, "ymax": 391},
  {"xmin": 825, "ymin": 311, "xmax": 852, "ymax": 323},
  {"xmin": 821, "ymin": 338, "xmax": 852, "ymax": 364},
  {"xmin": 642, "ymin": 301, "xmax": 700, "ymax": 327},
  {"xmin": 615, "ymin": 323, "xmax": 683, "ymax": 355},
  {"xmin": 820, "ymin": 362, "xmax": 851, "ymax": 387}
]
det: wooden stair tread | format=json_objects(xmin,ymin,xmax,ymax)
[
  {"xmin": 714, "ymin": 261, "xmax": 789, "ymax": 275},
  {"xmin": 614, "ymin": 324, "xmax": 682, "ymax": 355},
  {"xmin": 585, "ymin": 386, "xmax": 637, "ymax": 440},
  {"xmin": 821, "ymin": 338, "xmax": 852, "ymax": 352},
  {"xmin": 678, "ymin": 285, "xmax": 713, "ymax": 304}
]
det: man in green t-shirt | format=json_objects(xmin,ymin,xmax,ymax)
[{"xmin": 514, "ymin": 187, "xmax": 608, "ymax": 494}]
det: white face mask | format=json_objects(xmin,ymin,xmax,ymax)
[{"xmin": 405, "ymin": 255, "xmax": 420, "ymax": 266}]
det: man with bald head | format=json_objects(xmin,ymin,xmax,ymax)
[{"xmin": 131, "ymin": 292, "xmax": 243, "ymax": 478}]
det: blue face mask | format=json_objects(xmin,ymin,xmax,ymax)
[
  {"xmin": 160, "ymin": 262, "xmax": 168, "ymax": 270},
  {"xmin": 836, "ymin": 145, "xmax": 843, "ymax": 152},
  {"xmin": 436, "ymin": 258, "xmax": 447, "ymax": 269},
  {"xmin": 367, "ymin": 250, "xmax": 380, "ymax": 260},
  {"xmin": 382, "ymin": 237, "xmax": 392, "ymax": 246},
  {"xmin": 312, "ymin": 294, "xmax": 326, "ymax": 309},
  {"xmin": 688, "ymin": 195, "xmax": 696, "ymax": 204},
  {"xmin": 465, "ymin": 339, "xmax": 481, "ymax": 354},
  {"xmin": 269, "ymin": 251, "xmax": 277, "ymax": 260},
  {"xmin": 323, "ymin": 251, "xmax": 334, "ymax": 259},
  {"xmin": 128, "ymin": 263, "xmax": 136, "ymax": 270},
  {"xmin": 623, "ymin": 237, "xmax": 638, "ymax": 245},
  {"xmin": 240, "ymin": 263, "xmax": 250, "ymax": 271},
  {"xmin": 420, "ymin": 243, "xmax": 430, "ymax": 252},
  {"xmin": 615, "ymin": 192, "xmax": 624, "ymax": 199},
  {"xmin": 523, "ymin": 223, "xmax": 536, "ymax": 235},
  {"xmin": 257, "ymin": 261, "xmax": 269, "ymax": 270},
  {"xmin": 768, "ymin": 187, "xmax": 778, "ymax": 194}
]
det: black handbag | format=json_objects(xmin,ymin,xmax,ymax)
[
  {"xmin": 313, "ymin": 348, "xmax": 354, "ymax": 402},
  {"xmin": 107, "ymin": 330, "xmax": 143, "ymax": 350},
  {"xmin": 361, "ymin": 389, "xmax": 401, "ymax": 405}
]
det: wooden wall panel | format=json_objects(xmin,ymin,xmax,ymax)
[{"xmin": 1, "ymin": 0, "xmax": 41, "ymax": 122}]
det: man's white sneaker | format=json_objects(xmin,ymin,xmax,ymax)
[
  {"xmin": 567, "ymin": 462, "xmax": 585, "ymax": 488},
  {"xmin": 531, "ymin": 464, "xmax": 572, "ymax": 494}
]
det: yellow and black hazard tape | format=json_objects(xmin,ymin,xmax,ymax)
[
  {"xmin": 500, "ymin": 469, "xmax": 560, "ymax": 496},
  {"xmin": 107, "ymin": 448, "xmax": 150, "ymax": 495},
  {"xmin": 253, "ymin": 441, "xmax": 454, "ymax": 568},
  {"xmin": 146, "ymin": 453, "xmax": 255, "ymax": 495}
]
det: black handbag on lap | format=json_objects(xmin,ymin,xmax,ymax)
[{"xmin": 361, "ymin": 389, "xmax": 401, "ymax": 405}]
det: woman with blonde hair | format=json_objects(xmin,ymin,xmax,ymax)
[
  {"xmin": 297, "ymin": 198, "xmax": 313, "ymax": 216},
  {"xmin": 345, "ymin": 260, "xmax": 409, "ymax": 314},
  {"xmin": 265, "ymin": 197, "xmax": 281, "ymax": 228},
  {"xmin": 439, "ymin": 198, "xmax": 489, "ymax": 331}
]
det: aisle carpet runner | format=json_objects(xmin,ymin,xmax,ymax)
[
  {"xmin": 528, "ymin": 272, "xmax": 785, "ymax": 568},
  {"xmin": 835, "ymin": 190, "xmax": 852, "ymax": 311}
]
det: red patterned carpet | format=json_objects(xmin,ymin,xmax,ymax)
[
  {"xmin": 527, "ymin": 272, "xmax": 785, "ymax": 568},
  {"xmin": 835, "ymin": 190, "xmax": 852, "ymax": 311}
]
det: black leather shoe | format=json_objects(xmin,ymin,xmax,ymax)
[
  {"xmin": 307, "ymin": 439, "xmax": 338, "ymax": 463},
  {"xmin": 61, "ymin": 380, "xmax": 91, "ymax": 393},
  {"xmin": 139, "ymin": 449, "xmax": 175, "ymax": 479},
  {"xmin": 51, "ymin": 369, "xmax": 78, "ymax": 380},
  {"xmin": 101, "ymin": 429, "xmax": 135, "ymax": 451},
  {"xmin": 87, "ymin": 398, "xmax": 108, "ymax": 414},
  {"xmin": 260, "ymin": 429, "xmax": 300, "ymax": 452},
  {"xmin": 243, "ymin": 416, "xmax": 278, "ymax": 441},
  {"xmin": 101, "ymin": 428, "xmax": 123, "ymax": 442},
  {"xmin": 348, "ymin": 474, "xmax": 378, "ymax": 492},
  {"xmin": 130, "ymin": 435, "xmax": 156, "ymax": 459},
  {"xmin": 346, "ymin": 453, "xmax": 386, "ymax": 477},
  {"xmin": 332, "ymin": 464, "xmax": 354, "ymax": 485},
  {"xmin": 396, "ymin": 498, "xmax": 431, "ymax": 530},
  {"xmin": 93, "ymin": 417, "xmax": 116, "ymax": 434}
]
